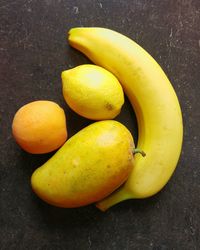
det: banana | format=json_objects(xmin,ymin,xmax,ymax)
[{"xmin": 68, "ymin": 27, "xmax": 183, "ymax": 211}]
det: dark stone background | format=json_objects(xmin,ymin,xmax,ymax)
[{"xmin": 1, "ymin": 0, "xmax": 200, "ymax": 249}]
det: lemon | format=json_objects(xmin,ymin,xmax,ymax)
[{"xmin": 61, "ymin": 64, "xmax": 124, "ymax": 120}]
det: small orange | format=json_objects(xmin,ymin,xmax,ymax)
[{"xmin": 12, "ymin": 100, "xmax": 67, "ymax": 154}]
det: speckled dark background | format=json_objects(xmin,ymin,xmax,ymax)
[{"xmin": 1, "ymin": 0, "xmax": 200, "ymax": 249}]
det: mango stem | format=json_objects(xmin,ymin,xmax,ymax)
[{"xmin": 133, "ymin": 148, "xmax": 146, "ymax": 157}]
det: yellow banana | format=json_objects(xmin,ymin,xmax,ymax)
[{"xmin": 68, "ymin": 27, "xmax": 183, "ymax": 211}]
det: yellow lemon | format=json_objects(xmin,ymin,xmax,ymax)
[{"xmin": 61, "ymin": 64, "xmax": 124, "ymax": 120}]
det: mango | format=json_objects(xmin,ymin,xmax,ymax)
[{"xmin": 31, "ymin": 120, "xmax": 134, "ymax": 208}]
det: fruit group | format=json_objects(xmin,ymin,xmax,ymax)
[
  {"xmin": 68, "ymin": 27, "xmax": 183, "ymax": 211},
  {"xmin": 62, "ymin": 64, "xmax": 124, "ymax": 120},
  {"xmin": 31, "ymin": 120, "xmax": 134, "ymax": 208},
  {"xmin": 12, "ymin": 100, "xmax": 67, "ymax": 154}
]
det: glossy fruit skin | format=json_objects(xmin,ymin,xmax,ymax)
[
  {"xmin": 31, "ymin": 120, "xmax": 134, "ymax": 208},
  {"xmin": 12, "ymin": 100, "xmax": 67, "ymax": 154},
  {"xmin": 62, "ymin": 64, "xmax": 124, "ymax": 120},
  {"xmin": 68, "ymin": 27, "xmax": 183, "ymax": 211}
]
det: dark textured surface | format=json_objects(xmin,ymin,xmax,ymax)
[{"xmin": 1, "ymin": 0, "xmax": 200, "ymax": 249}]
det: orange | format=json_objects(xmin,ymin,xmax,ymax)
[{"xmin": 12, "ymin": 100, "xmax": 67, "ymax": 154}]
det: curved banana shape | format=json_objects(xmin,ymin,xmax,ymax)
[{"xmin": 68, "ymin": 27, "xmax": 183, "ymax": 211}]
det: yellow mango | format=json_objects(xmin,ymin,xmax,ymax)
[{"xmin": 31, "ymin": 120, "xmax": 134, "ymax": 208}]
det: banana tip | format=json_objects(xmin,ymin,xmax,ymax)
[{"xmin": 95, "ymin": 202, "xmax": 107, "ymax": 212}]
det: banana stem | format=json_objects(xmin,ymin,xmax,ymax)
[
  {"xmin": 133, "ymin": 148, "xmax": 146, "ymax": 157},
  {"xmin": 96, "ymin": 186, "xmax": 131, "ymax": 212}
]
